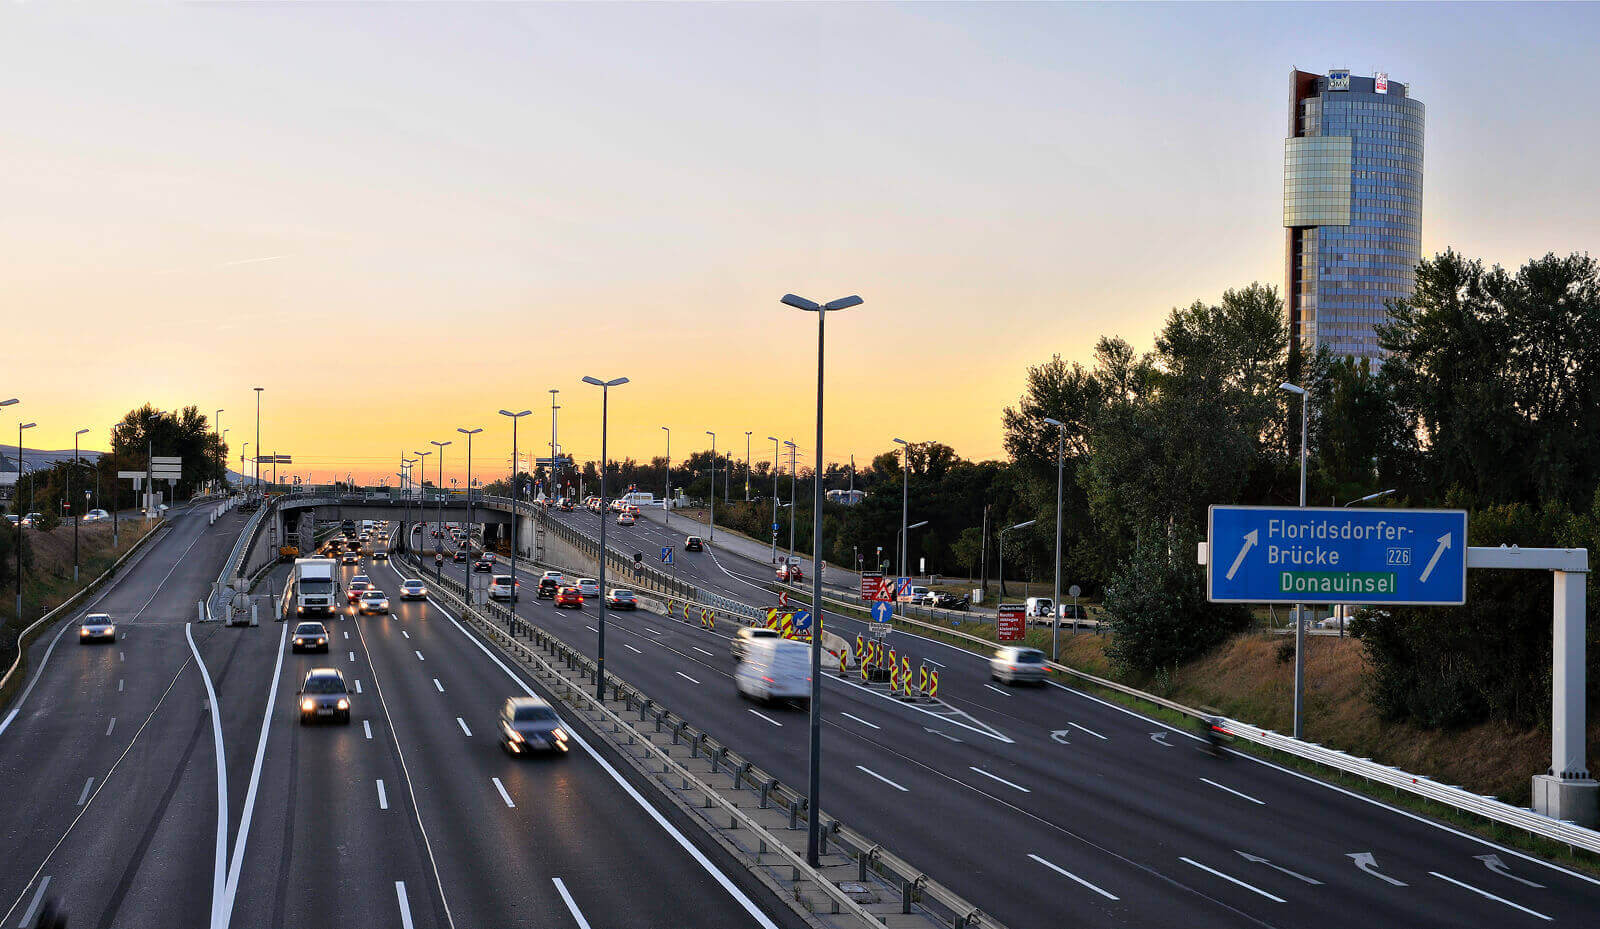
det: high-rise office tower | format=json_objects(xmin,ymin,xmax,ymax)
[{"xmin": 1284, "ymin": 69, "xmax": 1424, "ymax": 362}]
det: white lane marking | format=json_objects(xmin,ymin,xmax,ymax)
[
  {"xmin": 584, "ymin": 625, "xmax": 597, "ymax": 633},
  {"xmin": 402, "ymin": 630, "xmax": 410, "ymax": 639},
  {"xmin": 551, "ymin": 877, "xmax": 592, "ymax": 929},
  {"xmin": 18, "ymin": 876, "xmax": 50, "ymax": 929},
  {"xmin": 924, "ymin": 727, "xmax": 962, "ymax": 743},
  {"xmin": 691, "ymin": 646, "xmax": 714, "ymax": 657},
  {"xmin": 185, "ymin": 622, "xmax": 229, "ymax": 929},
  {"xmin": 348, "ymin": 651, "xmax": 356, "ymax": 662},
  {"xmin": 645, "ymin": 628, "xmax": 663, "ymax": 636},
  {"xmin": 748, "ymin": 710, "xmax": 783, "ymax": 727},
  {"xmin": 1068, "ymin": 721, "xmax": 1106, "ymax": 740},
  {"xmin": 1180, "ymin": 857, "xmax": 1285, "ymax": 902},
  {"xmin": 75, "ymin": 777, "xmax": 94, "ymax": 806},
  {"xmin": 119, "ymin": 651, "xmax": 125, "ymax": 662},
  {"xmin": 1429, "ymin": 871, "xmax": 1550, "ymax": 921},
  {"xmin": 1029, "ymin": 853, "xmax": 1120, "ymax": 901},
  {"xmin": 492, "ymin": 777, "xmax": 515, "ymax": 808},
  {"xmin": 118, "ymin": 679, "xmax": 124, "ymax": 692},
  {"xmin": 456, "ymin": 717, "xmax": 472, "ymax": 737},
  {"xmin": 376, "ymin": 779, "xmax": 388, "ymax": 810},
  {"xmin": 105, "ymin": 717, "xmax": 116, "ymax": 737},
  {"xmin": 855, "ymin": 765, "xmax": 908, "ymax": 792},
  {"xmin": 1201, "ymin": 777, "xmax": 1265, "ymax": 805},
  {"xmin": 395, "ymin": 881, "xmax": 415, "ymax": 929},
  {"xmin": 841, "ymin": 712, "xmax": 880, "ymax": 730},
  {"xmin": 351, "ymin": 680, "xmax": 361, "ymax": 695},
  {"xmin": 969, "ymin": 766, "xmax": 1030, "ymax": 793},
  {"xmin": 433, "ymin": 678, "xmax": 444, "ymax": 692},
  {"xmin": 344, "ymin": 631, "xmax": 349, "ymax": 640},
  {"xmin": 363, "ymin": 720, "xmax": 373, "ymax": 740},
  {"xmin": 431, "ymin": 601, "xmax": 782, "ymax": 929},
  {"xmin": 984, "ymin": 684, "xmax": 1011, "ymax": 697},
  {"xmin": 415, "ymin": 650, "xmax": 425, "ymax": 661},
  {"xmin": 675, "ymin": 671, "xmax": 700, "ymax": 684},
  {"xmin": 622, "ymin": 643, "xmax": 642, "ymax": 654}
]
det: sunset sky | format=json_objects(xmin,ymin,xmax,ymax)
[{"xmin": 5, "ymin": 3, "xmax": 1597, "ymax": 484}]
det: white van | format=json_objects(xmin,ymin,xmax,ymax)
[
  {"xmin": 1025, "ymin": 597, "xmax": 1055, "ymax": 623},
  {"xmin": 734, "ymin": 638, "xmax": 811, "ymax": 705}
]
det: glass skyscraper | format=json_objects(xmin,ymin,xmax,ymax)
[{"xmin": 1284, "ymin": 69, "xmax": 1424, "ymax": 362}]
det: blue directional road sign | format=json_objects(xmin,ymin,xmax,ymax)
[
  {"xmin": 1207, "ymin": 505, "xmax": 1468, "ymax": 606},
  {"xmin": 772, "ymin": 522, "xmax": 780, "ymax": 533},
  {"xmin": 793, "ymin": 610, "xmax": 813, "ymax": 631},
  {"xmin": 661, "ymin": 546, "xmax": 673, "ymax": 565},
  {"xmin": 871, "ymin": 601, "xmax": 894, "ymax": 623}
]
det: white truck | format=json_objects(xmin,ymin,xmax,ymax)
[{"xmin": 291, "ymin": 558, "xmax": 339, "ymax": 618}]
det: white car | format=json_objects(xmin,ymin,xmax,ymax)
[
  {"xmin": 540, "ymin": 570, "xmax": 564, "ymax": 585},
  {"xmin": 576, "ymin": 578, "xmax": 600, "ymax": 598},
  {"xmin": 82, "ymin": 509, "xmax": 111, "ymax": 523},
  {"xmin": 489, "ymin": 575, "xmax": 518, "ymax": 602},
  {"xmin": 79, "ymin": 613, "xmax": 117, "ymax": 643}
]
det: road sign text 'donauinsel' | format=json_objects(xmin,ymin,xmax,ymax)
[{"xmin": 1207, "ymin": 505, "xmax": 1467, "ymax": 605}]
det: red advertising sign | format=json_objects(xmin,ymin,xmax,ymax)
[
  {"xmin": 861, "ymin": 572, "xmax": 891, "ymax": 602},
  {"xmin": 996, "ymin": 603, "xmax": 1027, "ymax": 642}
]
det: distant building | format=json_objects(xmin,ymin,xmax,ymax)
[
  {"xmin": 825, "ymin": 489, "xmax": 865, "ymax": 506},
  {"xmin": 1285, "ymin": 69, "xmax": 1424, "ymax": 362}
]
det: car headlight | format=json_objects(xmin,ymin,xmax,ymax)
[
  {"xmin": 336, "ymin": 698, "xmax": 349, "ymax": 710},
  {"xmin": 508, "ymin": 729, "xmax": 524, "ymax": 742},
  {"xmin": 79, "ymin": 628, "xmax": 89, "ymax": 636},
  {"xmin": 551, "ymin": 728, "xmax": 568, "ymax": 742},
  {"xmin": 301, "ymin": 698, "xmax": 315, "ymax": 712},
  {"xmin": 294, "ymin": 638, "xmax": 303, "ymax": 645},
  {"xmin": 316, "ymin": 638, "xmax": 325, "ymax": 644}
]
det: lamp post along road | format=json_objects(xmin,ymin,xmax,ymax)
[
  {"xmin": 1043, "ymin": 417, "xmax": 1066, "ymax": 660},
  {"xmin": 72, "ymin": 428, "xmax": 89, "ymax": 583},
  {"xmin": 584, "ymin": 376, "xmax": 628, "ymax": 701},
  {"xmin": 785, "ymin": 441, "xmax": 798, "ymax": 568},
  {"xmin": 214, "ymin": 409, "xmax": 224, "ymax": 495},
  {"xmin": 998, "ymin": 519, "xmax": 1036, "ymax": 599},
  {"xmin": 767, "ymin": 437, "xmax": 781, "ymax": 563},
  {"xmin": 781, "ymin": 291, "xmax": 863, "ymax": 868},
  {"xmin": 430, "ymin": 441, "xmax": 451, "ymax": 581},
  {"xmin": 892, "ymin": 437, "xmax": 912, "ymax": 611},
  {"xmin": 16, "ymin": 420, "xmax": 37, "ymax": 620},
  {"xmin": 500, "ymin": 410, "xmax": 531, "ymax": 603},
  {"xmin": 253, "ymin": 387, "xmax": 263, "ymax": 495},
  {"xmin": 705, "ymin": 431, "xmax": 716, "ymax": 543},
  {"xmin": 458, "ymin": 428, "xmax": 482, "ymax": 601},
  {"xmin": 414, "ymin": 450, "xmax": 432, "ymax": 557},
  {"xmin": 1281, "ymin": 382, "xmax": 1309, "ymax": 739},
  {"xmin": 660, "ymin": 427, "xmax": 671, "ymax": 526},
  {"xmin": 744, "ymin": 431, "xmax": 751, "ymax": 502}
]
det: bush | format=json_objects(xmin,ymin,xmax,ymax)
[{"xmin": 1102, "ymin": 523, "xmax": 1249, "ymax": 674}]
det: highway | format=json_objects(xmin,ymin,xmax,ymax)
[
  {"xmin": 0, "ymin": 506, "xmax": 806, "ymax": 929},
  {"xmin": 428, "ymin": 502, "xmax": 1600, "ymax": 929}
]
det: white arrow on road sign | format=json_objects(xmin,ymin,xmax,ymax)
[
  {"xmin": 1418, "ymin": 533, "xmax": 1451, "ymax": 583},
  {"xmin": 1226, "ymin": 530, "xmax": 1257, "ymax": 581},
  {"xmin": 1236, "ymin": 851, "xmax": 1323, "ymax": 885},
  {"xmin": 1473, "ymin": 854, "xmax": 1544, "ymax": 888},
  {"xmin": 1347, "ymin": 852, "xmax": 1407, "ymax": 886}
]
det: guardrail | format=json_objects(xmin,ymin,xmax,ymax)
[
  {"xmin": 207, "ymin": 494, "xmax": 273, "ymax": 622},
  {"xmin": 404, "ymin": 552, "xmax": 1001, "ymax": 928}
]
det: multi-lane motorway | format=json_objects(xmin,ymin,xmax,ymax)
[
  {"xmin": 496, "ymin": 504, "xmax": 1600, "ymax": 928},
  {"xmin": 0, "ymin": 505, "xmax": 804, "ymax": 929},
  {"xmin": 4, "ymin": 500, "xmax": 1597, "ymax": 928}
]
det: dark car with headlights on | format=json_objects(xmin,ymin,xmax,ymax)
[
  {"xmin": 298, "ymin": 668, "xmax": 351, "ymax": 724},
  {"xmin": 499, "ymin": 696, "xmax": 569, "ymax": 756},
  {"xmin": 291, "ymin": 622, "xmax": 330, "ymax": 653}
]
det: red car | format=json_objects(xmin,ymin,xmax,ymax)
[
  {"xmin": 346, "ymin": 579, "xmax": 371, "ymax": 603},
  {"xmin": 555, "ymin": 587, "xmax": 584, "ymax": 609}
]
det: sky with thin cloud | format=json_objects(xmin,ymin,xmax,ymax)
[{"xmin": 5, "ymin": 3, "xmax": 1596, "ymax": 482}]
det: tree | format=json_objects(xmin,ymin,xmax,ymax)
[
  {"xmin": 1102, "ymin": 520, "xmax": 1248, "ymax": 674},
  {"xmin": 109, "ymin": 405, "xmax": 226, "ymax": 501}
]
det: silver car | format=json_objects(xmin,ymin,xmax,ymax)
[
  {"xmin": 731, "ymin": 626, "xmax": 779, "ymax": 662},
  {"xmin": 358, "ymin": 590, "xmax": 390, "ymax": 615},
  {"xmin": 498, "ymin": 696, "xmax": 570, "ymax": 756},
  {"xmin": 990, "ymin": 646, "xmax": 1047, "ymax": 686},
  {"xmin": 79, "ymin": 612, "xmax": 117, "ymax": 643},
  {"xmin": 576, "ymin": 578, "xmax": 600, "ymax": 598},
  {"xmin": 298, "ymin": 668, "xmax": 351, "ymax": 724},
  {"xmin": 400, "ymin": 579, "xmax": 428, "ymax": 600}
]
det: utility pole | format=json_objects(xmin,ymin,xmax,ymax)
[{"xmin": 980, "ymin": 504, "xmax": 990, "ymax": 602}]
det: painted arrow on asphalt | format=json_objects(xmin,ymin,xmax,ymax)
[
  {"xmin": 1418, "ymin": 533, "xmax": 1451, "ymax": 583},
  {"xmin": 1150, "ymin": 731, "xmax": 1172, "ymax": 747},
  {"xmin": 1236, "ymin": 851, "xmax": 1323, "ymax": 885},
  {"xmin": 1474, "ymin": 854, "xmax": 1545, "ymax": 888},
  {"xmin": 1348, "ymin": 852, "xmax": 1407, "ymax": 886},
  {"xmin": 1050, "ymin": 730, "xmax": 1071, "ymax": 745},
  {"xmin": 1226, "ymin": 530, "xmax": 1257, "ymax": 581}
]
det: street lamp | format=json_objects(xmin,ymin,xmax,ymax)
[
  {"xmin": 998, "ymin": 519, "xmax": 1036, "ymax": 598},
  {"xmin": 897, "ymin": 520, "xmax": 930, "ymax": 584},
  {"xmin": 214, "ymin": 409, "xmax": 224, "ymax": 494},
  {"xmin": 1331, "ymin": 488, "xmax": 1397, "ymax": 636},
  {"xmin": 744, "ymin": 431, "xmax": 752, "ymax": 502},
  {"xmin": 784, "ymin": 441, "xmax": 798, "ymax": 566},
  {"xmin": 430, "ymin": 440, "xmax": 452, "ymax": 580},
  {"xmin": 458, "ymin": 427, "xmax": 483, "ymax": 600},
  {"xmin": 767, "ymin": 437, "xmax": 781, "ymax": 563},
  {"xmin": 1281, "ymin": 381, "xmax": 1309, "ymax": 739},
  {"xmin": 253, "ymin": 387, "xmax": 263, "ymax": 495},
  {"xmin": 660, "ymin": 427, "xmax": 671, "ymax": 527},
  {"xmin": 72, "ymin": 428, "xmax": 89, "ymax": 583},
  {"xmin": 582, "ymin": 375, "xmax": 629, "ymax": 701},
  {"xmin": 16, "ymin": 421, "xmax": 36, "ymax": 620},
  {"xmin": 548, "ymin": 389, "xmax": 561, "ymax": 499},
  {"xmin": 499, "ymin": 410, "xmax": 531, "ymax": 604},
  {"xmin": 780, "ymin": 290, "xmax": 862, "ymax": 868},
  {"xmin": 892, "ymin": 438, "xmax": 912, "ymax": 584},
  {"xmin": 414, "ymin": 450, "xmax": 432, "ymax": 555},
  {"xmin": 1042, "ymin": 417, "xmax": 1067, "ymax": 661},
  {"xmin": 705, "ymin": 431, "xmax": 716, "ymax": 543}
]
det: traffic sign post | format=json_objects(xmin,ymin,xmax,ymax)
[
  {"xmin": 660, "ymin": 546, "xmax": 673, "ymax": 566},
  {"xmin": 1206, "ymin": 505, "xmax": 1467, "ymax": 606}
]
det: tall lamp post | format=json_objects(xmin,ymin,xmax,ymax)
[
  {"xmin": 784, "ymin": 441, "xmax": 798, "ymax": 567},
  {"xmin": 430, "ymin": 440, "xmax": 451, "ymax": 580},
  {"xmin": 72, "ymin": 428, "xmax": 89, "ymax": 583},
  {"xmin": 499, "ymin": 409, "xmax": 531, "ymax": 603},
  {"xmin": 660, "ymin": 426, "xmax": 671, "ymax": 526},
  {"xmin": 897, "ymin": 520, "xmax": 929, "ymax": 584},
  {"xmin": 766, "ymin": 437, "xmax": 781, "ymax": 563},
  {"xmin": 214, "ymin": 409, "xmax": 224, "ymax": 494},
  {"xmin": 253, "ymin": 387, "xmax": 263, "ymax": 495},
  {"xmin": 998, "ymin": 519, "xmax": 1036, "ymax": 598},
  {"xmin": 1042, "ymin": 417, "xmax": 1067, "ymax": 660},
  {"xmin": 16, "ymin": 421, "xmax": 37, "ymax": 620},
  {"xmin": 1281, "ymin": 381, "xmax": 1309, "ymax": 740},
  {"xmin": 1334, "ymin": 488, "xmax": 1396, "ymax": 637},
  {"xmin": 414, "ymin": 450, "xmax": 432, "ymax": 556},
  {"xmin": 548, "ymin": 389, "xmax": 560, "ymax": 500},
  {"xmin": 780, "ymin": 291, "xmax": 862, "ymax": 868},
  {"xmin": 892, "ymin": 437, "xmax": 912, "ymax": 585},
  {"xmin": 744, "ymin": 431, "xmax": 752, "ymax": 502},
  {"xmin": 705, "ymin": 431, "xmax": 716, "ymax": 543},
  {"xmin": 458, "ymin": 427, "xmax": 482, "ymax": 600},
  {"xmin": 583, "ymin": 375, "xmax": 629, "ymax": 701}
]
